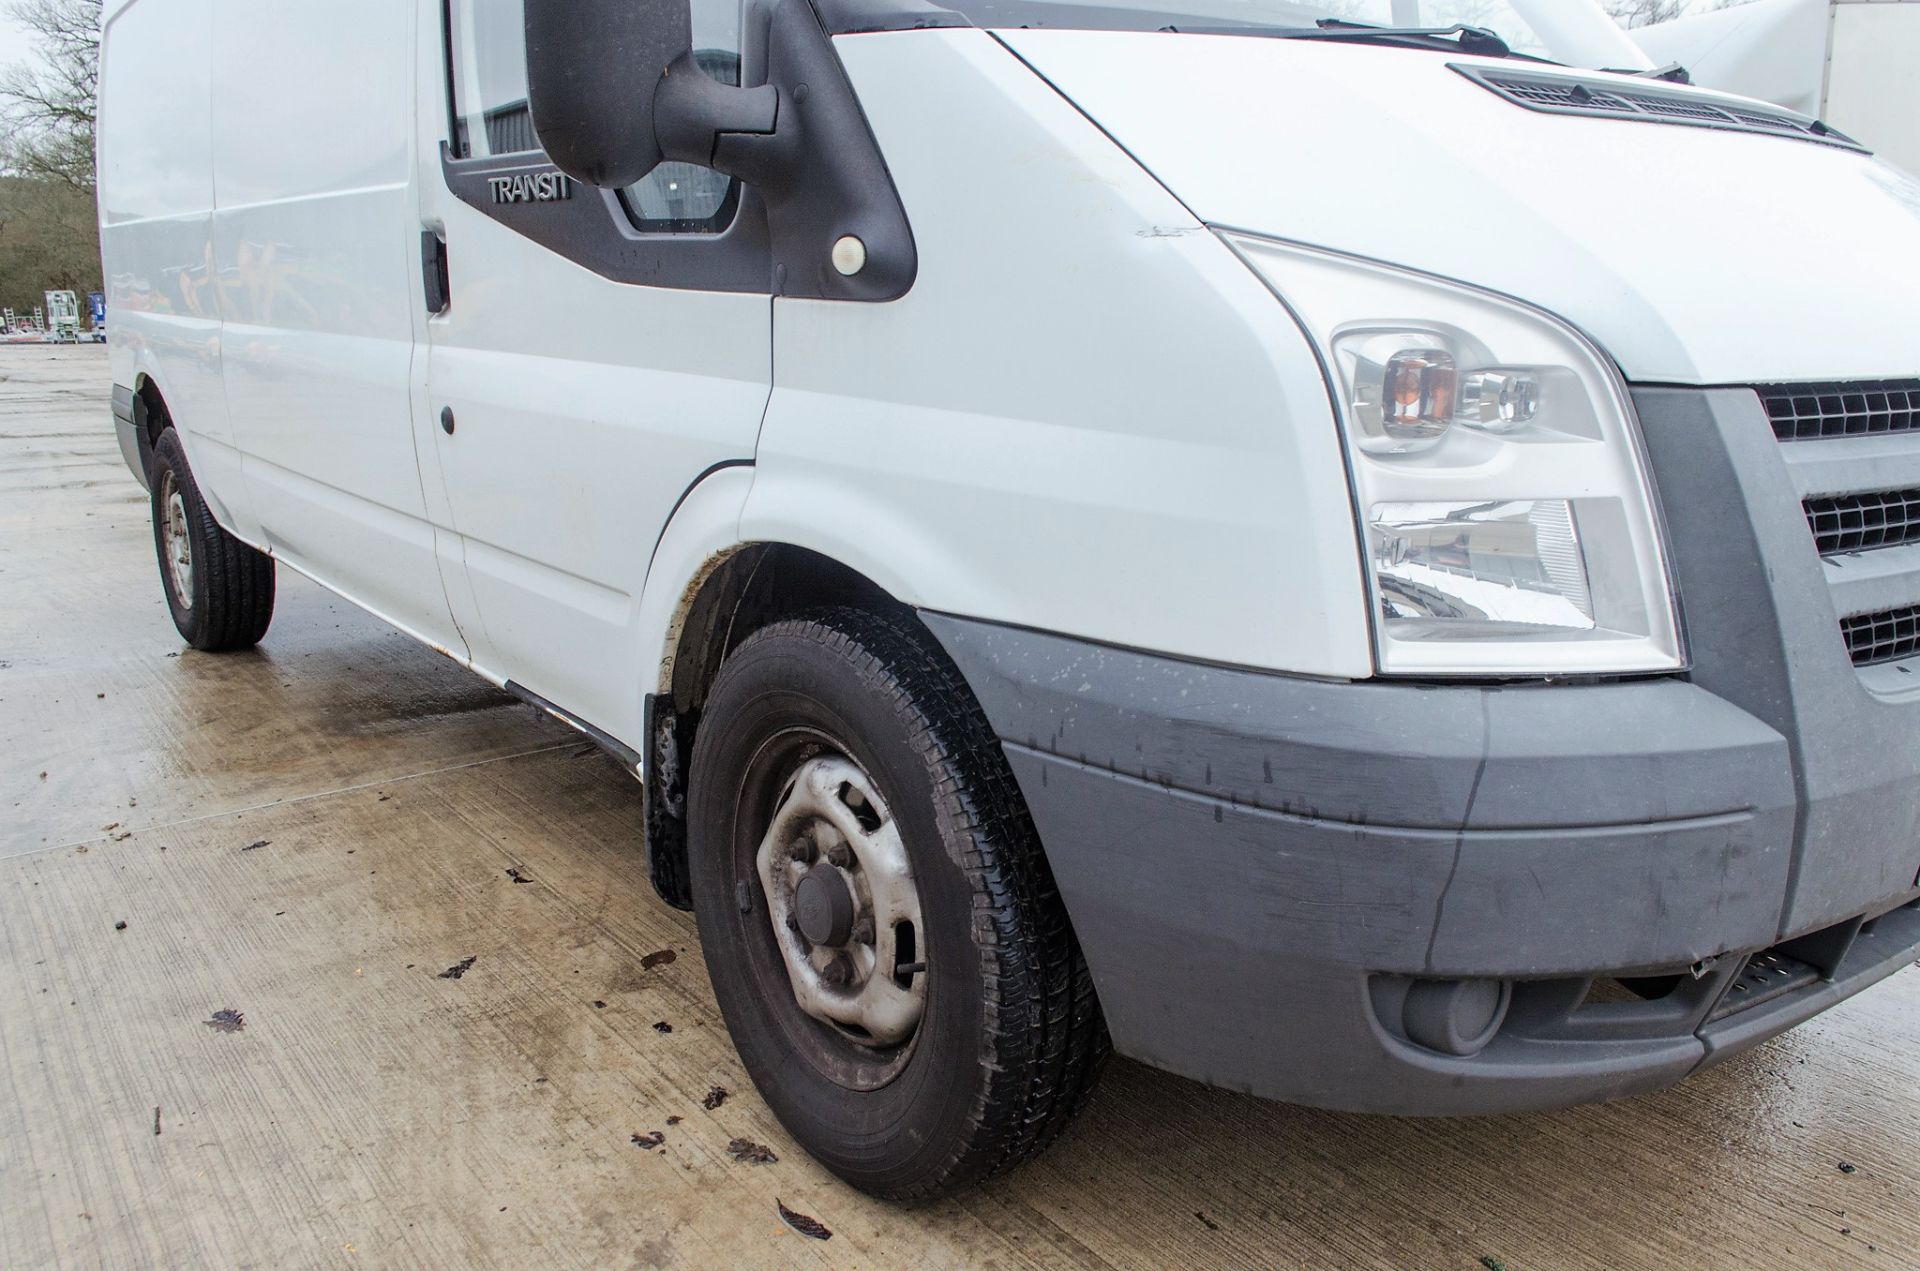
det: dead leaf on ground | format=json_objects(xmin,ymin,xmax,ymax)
[
  {"xmin": 777, "ymin": 1200, "xmax": 831, "ymax": 1241},
  {"xmin": 727, "ymin": 1138, "xmax": 777, "ymax": 1165}
]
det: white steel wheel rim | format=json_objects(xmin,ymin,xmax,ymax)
[
  {"xmin": 161, "ymin": 471, "xmax": 194, "ymax": 611},
  {"xmin": 755, "ymin": 754, "xmax": 927, "ymax": 1048}
]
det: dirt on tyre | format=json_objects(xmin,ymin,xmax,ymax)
[
  {"xmin": 687, "ymin": 606, "xmax": 1107, "ymax": 1200},
  {"xmin": 149, "ymin": 428, "xmax": 276, "ymax": 651}
]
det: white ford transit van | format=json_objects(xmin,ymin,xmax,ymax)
[{"xmin": 99, "ymin": 0, "xmax": 1920, "ymax": 1199}]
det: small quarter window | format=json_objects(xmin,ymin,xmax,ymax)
[{"xmin": 444, "ymin": 0, "xmax": 741, "ymax": 233}]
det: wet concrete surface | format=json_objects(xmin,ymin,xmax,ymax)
[{"xmin": 3, "ymin": 345, "xmax": 1918, "ymax": 1268}]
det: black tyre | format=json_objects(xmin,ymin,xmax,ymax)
[
  {"xmin": 687, "ymin": 607, "xmax": 1106, "ymax": 1200},
  {"xmin": 149, "ymin": 427, "xmax": 276, "ymax": 651}
]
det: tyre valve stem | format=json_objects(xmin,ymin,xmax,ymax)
[{"xmin": 894, "ymin": 961, "xmax": 927, "ymax": 976}]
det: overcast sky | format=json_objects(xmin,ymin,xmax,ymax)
[{"xmin": 0, "ymin": 12, "xmax": 42, "ymax": 72}]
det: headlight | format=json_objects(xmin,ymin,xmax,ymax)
[{"xmin": 1223, "ymin": 234, "xmax": 1683, "ymax": 677}]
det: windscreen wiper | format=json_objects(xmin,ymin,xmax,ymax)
[
  {"xmin": 1615, "ymin": 60, "xmax": 1692, "ymax": 83},
  {"xmin": 1157, "ymin": 18, "xmax": 1526, "ymax": 61},
  {"xmin": 1300, "ymin": 18, "xmax": 1512, "ymax": 58}
]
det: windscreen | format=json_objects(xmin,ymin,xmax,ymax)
[{"xmin": 945, "ymin": 0, "xmax": 1653, "ymax": 69}]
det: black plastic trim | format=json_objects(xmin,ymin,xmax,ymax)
[
  {"xmin": 420, "ymin": 230, "xmax": 451, "ymax": 314},
  {"xmin": 436, "ymin": 0, "xmax": 916, "ymax": 301},
  {"xmin": 441, "ymin": 148, "xmax": 778, "ymax": 294},
  {"xmin": 643, "ymin": 693, "xmax": 698, "ymax": 911},
  {"xmin": 1452, "ymin": 62, "xmax": 1868, "ymax": 153},
  {"xmin": 503, "ymin": 679, "xmax": 644, "ymax": 772}
]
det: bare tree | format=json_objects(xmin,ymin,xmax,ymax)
[
  {"xmin": 1604, "ymin": 0, "xmax": 1761, "ymax": 27},
  {"xmin": 1603, "ymin": 0, "xmax": 1689, "ymax": 27},
  {"xmin": 0, "ymin": 0, "xmax": 103, "ymax": 191}
]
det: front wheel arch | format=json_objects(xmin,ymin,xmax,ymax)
[{"xmin": 644, "ymin": 543, "xmax": 902, "ymax": 910}]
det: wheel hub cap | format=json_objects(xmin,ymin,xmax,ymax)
[
  {"xmin": 160, "ymin": 472, "xmax": 193, "ymax": 611},
  {"xmin": 793, "ymin": 868, "xmax": 856, "ymax": 947},
  {"xmin": 756, "ymin": 754, "xmax": 926, "ymax": 1047}
]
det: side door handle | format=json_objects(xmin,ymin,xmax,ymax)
[{"xmin": 421, "ymin": 230, "xmax": 451, "ymax": 315}]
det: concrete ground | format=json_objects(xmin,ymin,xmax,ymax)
[{"xmin": 2, "ymin": 345, "xmax": 1917, "ymax": 1270}]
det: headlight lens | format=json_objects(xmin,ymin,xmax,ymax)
[{"xmin": 1224, "ymin": 234, "xmax": 1683, "ymax": 676}]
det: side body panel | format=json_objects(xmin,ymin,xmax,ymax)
[
  {"xmin": 97, "ymin": 0, "xmax": 236, "ymax": 520},
  {"xmin": 210, "ymin": 0, "xmax": 464, "ymax": 653},
  {"xmin": 748, "ymin": 30, "xmax": 1371, "ymax": 678}
]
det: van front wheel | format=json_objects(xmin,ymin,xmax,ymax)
[
  {"xmin": 686, "ymin": 607, "xmax": 1106, "ymax": 1200},
  {"xmin": 148, "ymin": 428, "xmax": 276, "ymax": 651}
]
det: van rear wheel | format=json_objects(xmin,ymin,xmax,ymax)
[
  {"xmin": 148, "ymin": 428, "xmax": 276, "ymax": 651},
  {"xmin": 686, "ymin": 607, "xmax": 1106, "ymax": 1200}
]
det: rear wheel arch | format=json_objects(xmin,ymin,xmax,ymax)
[{"xmin": 131, "ymin": 374, "xmax": 173, "ymax": 472}]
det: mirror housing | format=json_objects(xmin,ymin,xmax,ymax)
[
  {"xmin": 513, "ymin": 0, "xmax": 917, "ymax": 303},
  {"xmin": 524, "ymin": 0, "xmax": 691, "ymax": 188}
]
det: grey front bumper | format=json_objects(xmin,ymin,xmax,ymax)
[
  {"xmin": 928, "ymin": 613, "xmax": 1920, "ymax": 1114},
  {"xmin": 920, "ymin": 388, "xmax": 1920, "ymax": 1116}
]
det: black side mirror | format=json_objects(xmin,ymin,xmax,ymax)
[
  {"xmin": 522, "ymin": 0, "xmax": 917, "ymax": 304},
  {"xmin": 524, "ymin": 0, "xmax": 693, "ymax": 188}
]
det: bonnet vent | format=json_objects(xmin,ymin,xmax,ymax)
[{"xmin": 1450, "ymin": 64, "xmax": 1866, "ymax": 153}]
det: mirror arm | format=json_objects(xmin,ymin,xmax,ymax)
[
  {"xmin": 653, "ymin": 51, "xmax": 781, "ymax": 172},
  {"xmin": 716, "ymin": 0, "xmax": 917, "ymax": 300}
]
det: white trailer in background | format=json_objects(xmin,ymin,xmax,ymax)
[{"xmin": 1635, "ymin": 0, "xmax": 1920, "ymax": 175}]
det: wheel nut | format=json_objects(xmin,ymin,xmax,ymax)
[
  {"xmin": 826, "ymin": 844, "xmax": 854, "ymax": 868},
  {"xmin": 789, "ymin": 836, "xmax": 818, "ymax": 865},
  {"xmin": 821, "ymin": 958, "xmax": 850, "ymax": 986},
  {"xmin": 852, "ymin": 918, "xmax": 875, "ymax": 945}
]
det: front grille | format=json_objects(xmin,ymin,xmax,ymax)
[
  {"xmin": 1841, "ymin": 604, "xmax": 1920, "ymax": 667},
  {"xmin": 1764, "ymin": 380, "xmax": 1920, "ymax": 441},
  {"xmin": 1805, "ymin": 488, "xmax": 1920, "ymax": 555},
  {"xmin": 1765, "ymin": 378, "xmax": 1920, "ymax": 667}
]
